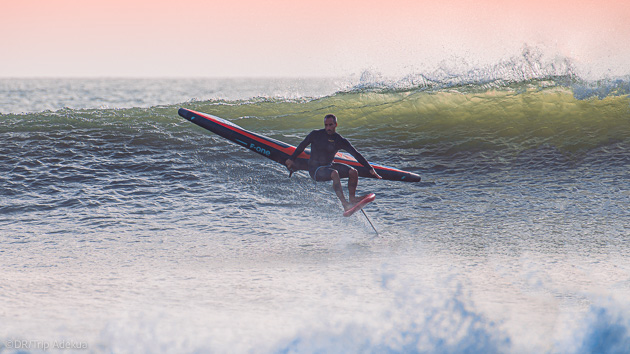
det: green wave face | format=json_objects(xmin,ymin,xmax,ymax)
[
  {"xmin": 184, "ymin": 82, "xmax": 630, "ymax": 155},
  {"xmin": 3, "ymin": 79, "xmax": 629, "ymax": 172}
]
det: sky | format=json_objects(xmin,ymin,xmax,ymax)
[{"xmin": 1, "ymin": 0, "xmax": 629, "ymax": 78}]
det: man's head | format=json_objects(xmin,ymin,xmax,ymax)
[{"xmin": 324, "ymin": 114, "xmax": 337, "ymax": 135}]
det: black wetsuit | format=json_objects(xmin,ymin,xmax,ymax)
[{"xmin": 289, "ymin": 129, "xmax": 372, "ymax": 181}]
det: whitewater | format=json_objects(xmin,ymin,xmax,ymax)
[{"xmin": 1, "ymin": 53, "xmax": 630, "ymax": 353}]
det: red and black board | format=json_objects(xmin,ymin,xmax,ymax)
[{"xmin": 178, "ymin": 108, "xmax": 421, "ymax": 183}]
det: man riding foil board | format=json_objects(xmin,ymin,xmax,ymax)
[{"xmin": 285, "ymin": 114, "xmax": 381, "ymax": 212}]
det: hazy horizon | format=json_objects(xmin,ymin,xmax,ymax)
[{"xmin": 2, "ymin": 0, "xmax": 630, "ymax": 79}]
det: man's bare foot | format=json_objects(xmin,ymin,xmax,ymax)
[
  {"xmin": 349, "ymin": 194, "xmax": 368, "ymax": 204},
  {"xmin": 342, "ymin": 201, "xmax": 354, "ymax": 211}
]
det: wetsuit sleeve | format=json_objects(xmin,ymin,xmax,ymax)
[
  {"xmin": 289, "ymin": 131, "xmax": 313, "ymax": 161},
  {"xmin": 340, "ymin": 137, "xmax": 372, "ymax": 170}
]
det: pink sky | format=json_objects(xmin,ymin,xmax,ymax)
[{"xmin": 2, "ymin": 0, "xmax": 629, "ymax": 77}]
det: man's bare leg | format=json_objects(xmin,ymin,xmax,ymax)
[
  {"xmin": 348, "ymin": 168, "xmax": 359, "ymax": 203},
  {"xmin": 331, "ymin": 170, "xmax": 352, "ymax": 210}
]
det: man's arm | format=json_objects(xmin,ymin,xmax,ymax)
[
  {"xmin": 286, "ymin": 131, "xmax": 312, "ymax": 170},
  {"xmin": 341, "ymin": 138, "xmax": 382, "ymax": 179}
]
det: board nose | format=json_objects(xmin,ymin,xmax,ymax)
[{"xmin": 178, "ymin": 108, "xmax": 192, "ymax": 119}]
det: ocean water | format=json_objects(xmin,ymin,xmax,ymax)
[{"xmin": 1, "ymin": 55, "xmax": 630, "ymax": 353}]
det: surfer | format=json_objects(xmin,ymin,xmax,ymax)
[{"xmin": 285, "ymin": 114, "xmax": 381, "ymax": 211}]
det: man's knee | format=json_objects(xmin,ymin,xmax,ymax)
[
  {"xmin": 349, "ymin": 168, "xmax": 358, "ymax": 178},
  {"xmin": 330, "ymin": 170, "xmax": 340, "ymax": 180}
]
